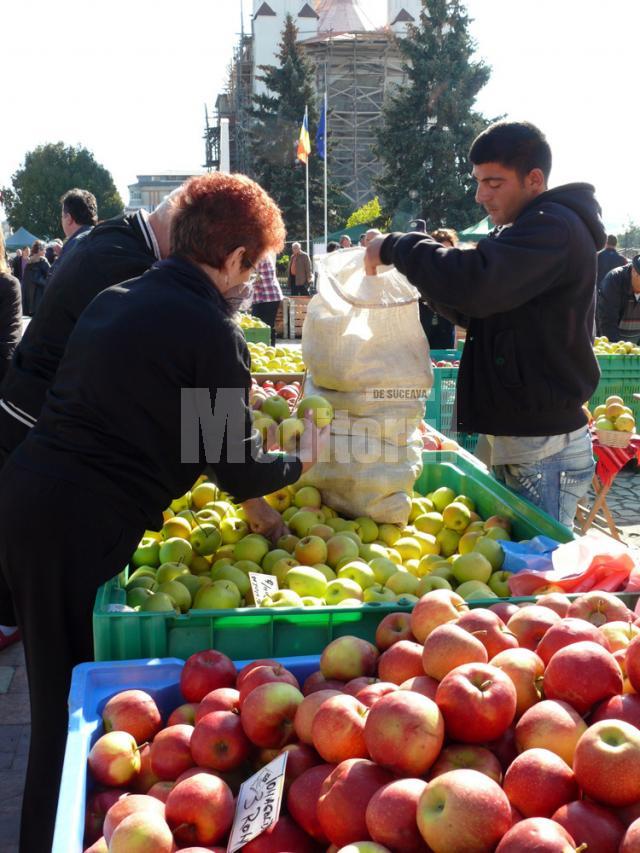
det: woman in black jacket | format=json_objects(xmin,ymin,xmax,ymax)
[
  {"xmin": 0, "ymin": 232, "xmax": 22, "ymax": 381},
  {"xmin": 22, "ymin": 240, "xmax": 49, "ymax": 315}
]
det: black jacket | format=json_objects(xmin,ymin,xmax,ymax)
[
  {"xmin": 597, "ymin": 247, "xmax": 627, "ymax": 289},
  {"xmin": 598, "ymin": 264, "xmax": 636, "ymax": 341},
  {"xmin": 0, "ymin": 213, "xmax": 156, "ymax": 452},
  {"xmin": 12, "ymin": 256, "xmax": 302, "ymax": 528},
  {"xmin": 0, "ymin": 272, "xmax": 22, "ymax": 383},
  {"xmin": 380, "ymin": 183, "xmax": 606, "ymax": 436},
  {"xmin": 22, "ymin": 257, "xmax": 50, "ymax": 316}
]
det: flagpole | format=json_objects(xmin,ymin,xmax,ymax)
[
  {"xmin": 323, "ymin": 88, "xmax": 328, "ymax": 249},
  {"xmin": 305, "ymin": 106, "xmax": 310, "ymax": 255}
]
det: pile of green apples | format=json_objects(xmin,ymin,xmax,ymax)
[{"xmin": 120, "ymin": 476, "xmax": 515, "ymax": 615}]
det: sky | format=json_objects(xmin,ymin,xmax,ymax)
[{"xmin": 1, "ymin": 0, "xmax": 638, "ymax": 232}]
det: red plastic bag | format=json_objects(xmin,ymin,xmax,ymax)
[{"xmin": 508, "ymin": 533, "xmax": 635, "ymax": 597}]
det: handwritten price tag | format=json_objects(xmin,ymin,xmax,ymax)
[
  {"xmin": 226, "ymin": 752, "xmax": 288, "ymax": 852},
  {"xmin": 249, "ymin": 572, "xmax": 279, "ymax": 606}
]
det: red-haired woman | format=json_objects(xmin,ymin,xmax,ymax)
[{"xmin": 0, "ymin": 173, "xmax": 328, "ymax": 853}]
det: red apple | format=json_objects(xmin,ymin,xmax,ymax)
[
  {"xmin": 536, "ymin": 617, "xmax": 610, "ymax": 665},
  {"xmin": 456, "ymin": 608, "xmax": 519, "ymax": 658},
  {"xmin": 88, "ymin": 731, "xmax": 142, "ymax": 787},
  {"xmin": 190, "ymin": 709, "xmax": 252, "ymax": 771},
  {"xmin": 573, "ymin": 719, "xmax": 640, "ymax": 806},
  {"xmin": 364, "ymin": 690, "xmax": 444, "ymax": 776},
  {"xmin": 108, "ymin": 811, "xmax": 174, "ymax": 853},
  {"xmin": 356, "ymin": 682, "xmax": 398, "ymax": 708},
  {"xmin": 489, "ymin": 602, "xmax": 520, "ymax": 623},
  {"xmin": 552, "ymin": 800, "xmax": 625, "ymax": 853},
  {"xmin": 165, "ymin": 771, "xmax": 234, "ymax": 846},
  {"xmin": 378, "ymin": 640, "xmax": 424, "ymax": 684},
  {"xmin": 436, "ymin": 663, "xmax": 517, "ymax": 743},
  {"xmin": 302, "ymin": 670, "xmax": 345, "ymax": 695},
  {"xmin": 83, "ymin": 838, "xmax": 108, "ymax": 853},
  {"xmin": 236, "ymin": 658, "xmax": 280, "ymax": 687},
  {"xmin": 422, "ymin": 623, "xmax": 488, "ymax": 681},
  {"xmin": 485, "ymin": 515, "xmax": 511, "ymax": 531},
  {"xmin": 130, "ymin": 743, "xmax": 160, "ymax": 794},
  {"xmin": 601, "ymin": 620, "xmax": 640, "ymax": 652},
  {"xmin": 279, "ymin": 742, "xmax": 320, "ymax": 791},
  {"xmin": 410, "ymin": 590, "xmax": 468, "ymax": 644},
  {"xmin": 84, "ymin": 790, "xmax": 127, "ymax": 845},
  {"xmin": 240, "ymin": 681, "xmax": 304, "ymax": 748},
  {"xmin": 238, "ymin": 664, "xmax": 300, "ymax": 706},
  {"xmin": 180, "ymin": 650, "xmax": 237, "ymax": 702},
  {"xmin": 312, "ymin": 694, "xmax": 369, "ymax": 763},
  {"xmin": 287, "ymin": 763, "xmax": 336, "ymax": 843},
  {"xmin": 515, "ymin": 699, "xmax": 587, "ymax": 766},
  {"xmin": 241, "ymin": 815, "xmax": 316, "ymax": 852},
  {"xmin": 417, "ymin": 769, "xmax": 512, "ymax": 853},
  {"xmin": 626, "ymin": 634, "xmax": 640, "ymax": 692},
  {"xmin": 167, "ymin": 703, "xmax": 199, "ymax": 727},
  {"xmin": 320, "ymin": 636, "xmax": 379, "ymax": 681},
  {"xmin": 317, "ymin": 758, "xmax": 394, "ymax": 848},
  {"xmin": 195, "ymin": 688, "xmax": 240, "ymax": 722},
  {"xmin": 150, "ymin": 724, "xmax": 194, "ymax": 780},
  {"xmin": 503, "ymin": 748, "xmax": 577, "ymax": 818},
  {"xmin": 147, "ymin": 781, "xmax": 174, "ymax": 803},
  {"xmin": 375, "ymin": 612, "xmax": 415, "ymax": 650},
  {"xmin": 621, "ymin": 818, "xmax": 640, "ymax": 852},
  {"xmin": 490, "ymin": 647, "xmax": 544, "ymax": 717},
  {"xmin": 102, "ymin": 690, "xmax": 162, "ymax": 744},
  {"xmin": 536, "ymin": 593, "xmax": 572, "ymax": 617},
  {"xmin": 294, "ymin": 688, "xmax": 342, "ymax": 744},
  {"xmin": 567, "ymin": 590, "xmax": 633, "ymax": 626},
  {"xmin": 592, "ymin": 693, "xmax": 640, "ymax": 728},
  {"xmin": 543, "ymin": 641, "xmax": 623, "ymax": 714},
  {"xmin": 365, "ymin": 778, "xmax": 428, "ymax": 853},
  {"xmin": 495, "ymin": 817, "xmax": 576, "ymax": 852},
  {"xmin": 103, "ymin": 794, "xmax": 166, "ymax": 844},
  {"xmin": 483, "ymin": 726, "xmax": 518, "ymax": 774},
  {"xmin": 429, "ymin": 744, "xmax": 502, "ymax": 784},
  {"xmin": 399, "ymin": 675, "xmax": 439, "ymax": 700},
  {"xmin": 507, "ymin": 605, "xmax": 561, "ymax": 651},
  {"xmin": 343, "ymin": 676, "xmax": 378, "ymax": 697}
]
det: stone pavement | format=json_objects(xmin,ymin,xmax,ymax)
[{"xmin": 0, "ymin": 465, "xmax": 637, "ymax": 853}]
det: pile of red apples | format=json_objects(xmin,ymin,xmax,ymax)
[{"xmin": 84, "ymin": 588, "xmax": 640, "ymax": 852}]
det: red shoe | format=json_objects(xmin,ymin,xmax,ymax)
[{"xmin": 0, "ymin": 627, "xmax": 20, "ymax": 652}]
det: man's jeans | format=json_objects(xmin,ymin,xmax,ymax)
[{"xmin": 493, "ymin": 431, "xmax": 594, "ymax": 528}]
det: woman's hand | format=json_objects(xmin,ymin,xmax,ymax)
[
  {"xmin": 241, "ymin": 497, "xmax": 288, "ymax": 543},
  {"xmin": 297, "ymin": 410, "xmax": 331, "ymax": 474}
]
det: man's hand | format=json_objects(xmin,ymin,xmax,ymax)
[
  {"xmin": 297, "ymin": 410, "xmax": 331, "ymax": 474},
  {"xmin": 364, "ymin": 236, "xmax": 387, "ymax": 276},
  {"xmin": 241, "ymin": 497, "xmax": 288, "ymax": 543}
]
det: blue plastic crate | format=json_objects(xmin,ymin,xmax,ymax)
[{"xmin": 54, "ymin": 655, "xmax": 320, "ymax": 853}]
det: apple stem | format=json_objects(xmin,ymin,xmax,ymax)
[
  {"xmin": 575, "ymin": 845, "xmax": 588, "ymax": 852},
  {"xmin": 479, "ymin": 679, "xmax": 493, "ymax": 691}
]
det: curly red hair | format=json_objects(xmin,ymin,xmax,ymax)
[{"xmin": 170, "ymin": 173, "xmax": 285, "ymax": 268}]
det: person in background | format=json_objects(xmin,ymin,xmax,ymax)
[
  {"xmin": 22, "ymin": 240, "xmax": 50, "ymax": 316},
  {"xmin": 251, "ymin": 254, "xmax": 283, "ymax": 346},
  {"xmin": 326, "ymin": 240, "xmax": 340, "ymax": 253},
  {"xmin": 358, "ymin": 233, "xmax": 367, "ymax": 247},
  {"xmin": 597, "ymin": 234, "xmax": 627, "ymax": 289},
  {"xmin": 598, "ymin": 254, "xmax": 640, "ymax": 344},
  {"xmin": 11, "ymin": 247, "xmax": 29, "ymax": 283},
  {"xmin": 339, "ymin": 234, "xmax": 352, "ymax": 248},
  {"xmin": 0, "ymin": 233, "xmax": 21, "ymax": 385},
  {"xmin": 59, "ymin": 187, "xmax": 98, "ymax": 257},
  {"xmin": 288, "ymin": 241, "xmax": 312, "ymax": 296},
  {"xmin": 418, "ymin": 228, "xmax": 459, "ymax": 349},
  {"xmin": 366, "ymin": 120, "xmax": 604, "ymax": 526},
  {"xmin": 0, "ymin": 172, "xmax": 329, "ymax": 853}
]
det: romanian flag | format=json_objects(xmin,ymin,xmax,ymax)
[{"xmin": 297, "ymin": 108, "xmax": 311, "ymax": 164}]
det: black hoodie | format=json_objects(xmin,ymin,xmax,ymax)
[{"xmin": 380, "ymin": 183, "xmax": 606, "ymax": 436}]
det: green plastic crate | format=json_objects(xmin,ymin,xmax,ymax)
[
  {"xmin": 242, "ymin": 326, "xmax": 271, "ymax": 344},
  {"xmin": 597, "ymin": 353, "xmax": 640, "ymax": 376},
  {"xmin": 92, "ymin": 453, "xmax": 572, "ymax": 662},
  {"xmin": 430, "ymin": 349, "xmax": 460, "ymax": 362},
  {"xmin": 425, "ymin": 364, "xmax": 479, "ymax": 452}
]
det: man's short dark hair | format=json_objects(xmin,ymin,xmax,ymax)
[
  {"xmin": 469, "ymin": 121, "xmax": 552, "ymax": 181},
  {"xmin": 60, "ymin": 188, "xmax": 98, "ymax": 226},
  {"xmin": 606, "ymin": 234, "xmax": 618, "ymax": 247}
]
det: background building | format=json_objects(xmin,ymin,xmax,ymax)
[
  {"xmin": 206, "ymin": 0, "xmax": 423, "ymax": 208},
  {"xmin": 126, "ymin": 171, "xmax": 205, "ymax": 212}
]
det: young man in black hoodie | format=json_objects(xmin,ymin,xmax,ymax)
[{"xmin": 366, "ymin": 121, "xmax": 605, "ymax": 527}]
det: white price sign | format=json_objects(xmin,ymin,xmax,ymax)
[
  {"xmin": 226, "ymin": 752, "xmax": 288, "ymax": 852},
  {"xmin": 249, "ymin": 572, "xmax": 279, "ymax": 606}
]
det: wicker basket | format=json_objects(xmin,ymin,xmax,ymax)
[{"xmin": 596, "ymin": 428, "xmax": 633, "ymax": 448}]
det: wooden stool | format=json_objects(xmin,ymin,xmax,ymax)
[{"xmin": 575, "ymin": 475, "xmax": 621, "ymax": 540}]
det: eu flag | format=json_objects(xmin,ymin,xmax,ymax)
[{"xmin": 316, "ymin": 101, "xmax": 326, "ymax": 160}]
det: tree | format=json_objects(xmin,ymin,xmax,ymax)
[
  {"xmin": 249, "ymin": 15, "xmax": 349, "ymax": 243},
  {"xmin": 346, "ymin": 197, "xmax": 386, "ymax": 229},
  {"xmin": 375, "ymin": 0, "xmax": 492, "ymax": 232},
  {"xmin": 618, "ymin": 221, "xmax": 640, "ymax": 249},
  {"xmin": 2, "ymin": 143, "xmax": 123, "ymax": 238}
]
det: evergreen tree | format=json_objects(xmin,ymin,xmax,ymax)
[
  {"xmin": 618, "ymin": 221, "xmax": 640, "ymax": 250},
  {"xmin": 376, "ymin": 0, "xmax": 492, "ymax": 232},
  {"xmin": 249, "ymin": 15, "xmax": 349, "ymax": 243}
]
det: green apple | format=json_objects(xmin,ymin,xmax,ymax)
[
  {"xmin": 369, "ymin": 557, "xmax": 399, "ymax": 585},
  {"xmin": 276, "ymin": 534, "xmax": 300, "ymax": 553},
  {"xmin": 189, "ymin": 555, "xmax": 212, "ymax": 576},
  {"xmin": 220, "ymin": 517, "xmax": 249, "ymax": 544},
  {"xmin": 293, "ymin": 485, "xmax": 322, "ymax": 509},
  {"xmin": 294, "ymin": 535, "xmax": 328, "ymax": 566},
  {"xmin": 413, "ymin": 531, "xmax": 440, "ymax": 557},
  {"xmin": 484, "ymin": 526, "xmax": 512, "ymax": 542},
  {"xmin": 325, "ymin": 535, "xmax": 359, "ymax": 572},
  {"xmin": 161, "ymin": 516, "xmax": 192, "ymax": 541},
  {"xmin": 359, "ymin": 543, "xmax": 389, "ymax": 563},
  {"xmin": 387, "ymin": 548, "xmax": 403, "ymax": 565},
  {"xmin": 253, "ymin": 415, "xmax": 277, "ymax": 445},
  {"xmin": 455, "ymin": 580, "xmax": 495, "ymax": 601},
  {"xmin": 313, "ymin": 563, "xmax": 336, "ymax": 582},
  {"xmin": 336, "ymin": 598, "xmax": 366, "ymax": 607},
  {"xmin": 141, "ymin": 591, "xmax": 179, "ymax": 613},
  {"xmin": 308, "ymin": 523, "xmax": 335, "ymax": 542},
  {"xmin": 290, "ymin": 510, "xmax": 324, "ymax": 537},
  {"xmin": 409, "ymin": 497, "xmax": 435, "ymax": 522},
  {"xmin": 195, "ymin": 508, "xmax": 222, "ymax": 526},
  {"xmin": 126, "ymin": 566, "xmax": 156, "ymax": 585},
  {"xmin": 208, "ymin": 500, "xmax": 234, "ymax": 518},
  {"xmin": 233, "ymin": 559, "xmax": 263, "ymax": 576},
  {"xmin": 295, "ymin": 394, "xmax": 334, "ymax": 428},
  {"xmin": 473, "ymin": 536, "xmax": 505, "ymax": 570},
  {"xmin": 458, "ymin": 530, "xmax": 484, "ymax": 555},
  {"xmin": 435, "ymin": 527, "xmax": 461, "ymax": 558},
  {"xmin": 176, "ymin": 509, "xmax": 199, "ymax": 527},
  {"xmin": 429, "ymin": 564, "xmax": 457, "ymax": 583},
  {"xmin": 338, "ymin": 560, "xmax": 376, "ymax": 590},
  {"xmin": 175, "ymin": 573, "xmax": 209, "ymax": 600},
  {"xmin": 156, "ymin": 562, "xmax": 190, "ymax": 585},
  {"xmin": 264, "ymin": 488, "xmax": 292, "ymax": 513},
  {"xmin": 158, "ymin": 537, "xmax": 193, "ymax": 566},
  {"xmin": 211, "ymin": 557, "xmax": 233, "ymax": 572},
  {"xmin": 454, "ymin": 494, "xmax": 476, "ymax": 512},
  {"xmin": 157, "ymin": 580, "xmax": 191, "ymax": 613},
  {"xmin": 378, "ymin": 523, "xmax": 403, "ymax": 547},
  {"xmin": 260, "ymin": 590, "xmax": 304, "ymax": 608},
  {"xmin": 488, "ymin": 570, "xmax": 511, "ymax": 598},
  {"xmin": 452, "ymin": 552, "xmax": 492, "ymax": 585},
  {"xmin": 395, "ymin": 537, "xmax": 422, "ymax": 562},
  {"xmin": 131, "ymin": 538, "xmax": 160, "ymax": 568},
  {"xmin": 354, "ymin": 517, "xmax": 379, "ymax": 543},
  {"xmin": 261, "ymin": 395, "xmax": 291, "ymax": 422},
  {"xmin": 417, "ymin": 575, "xmax": 452, "ymax": 595},
  {"xmin": 442, "ymin": 501, "xmax": 471, "ymax": 532},
  {"xmin": 282, "ymin": 507, "xmax": 299, "ymax": 524},
  {"xmin": 190, "ymin": 481, "xmax": 218, "ymax": 509},
  {"xmin": 127, "ymin": 587, "xmax": 154, "ymax": 608},
  {"xmin": 278, "ymin": 418, "xmax": 305, "ymax": 452},
  {"xmin": 211, "ymin": 564, "xmax": 251, "ymax": 597},
  {"xmin": 193, "ymin": 579, "xmax": 241, "ymax": 609},
  {"xmin": 363, "ymin": 584, "xmax": 397, "ymax": 603},
  {"xmin": 300, "ymin": 596, "xmax": 325, "ymax": 607},
  {"xmin": 430, "ymin": 486, "xmax": 456, "ymax": 512},
  {"xmin": 414, "ymin": 512, "xmax": 444, "ymax": 536},
  {"xmin": 385, "ymin": 571, "xmax": 420, "ymax": 596},
  {"xmin": 325, "ymin": 578, "xmax": 364, "ymax": 604},
  {"xmin": 169, "ymin": 493, "xmax": 191, "ymax": 513},
  {"xmin": 285, "ymin": 566, "xmax": 328, "ymax": 599},
  {"xmin": 326, "ymin": 517, "xmax": 350, "ymax": 533},
  {"xmin": 271, "ymin": 557, "xmax": 300, "ymax": 585},
  {"xmin": 234, "ymin": 533, "xmax": 270, "ymax": 564},
  {"xmin": 339, "ymin": 531, "xmax": 362, "ymax": 548},
  {"xmin": 125, "ymin": 576, "xmax": 156, "ymax": 593},
  {"xmin": 189, "ymin": 524, "xmax": 221, "ymax": 557},
  {"xmin": 262, "ymin": 549, "xmax": 291, "ymax": 573}
]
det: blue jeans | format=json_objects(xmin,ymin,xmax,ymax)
[{"xmin": 493, "ymin": 432, "xmax": 594, "ymax": 528}]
